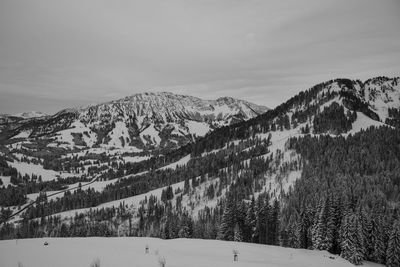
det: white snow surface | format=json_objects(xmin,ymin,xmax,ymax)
[
  {"xmin": 0, "ymin": 176, "xmax": 13, "ymax": 188},
  {"xmin": 160, "ymin": 155, "xmax": 191, "ymax": 170},
  {"xmin": 364, "ymin": 78, "xmax": 400, "ymax": 122},
  {"xmin": 123, "ymin": 155, "xmax": 151, "ymax": 163},
  {"xmin": 0, "ymin": 237, "xmax": 383, "ymax": 267},
  {"xmin": 140, "ymin": 124, "xmax": 161, "ymax": 145},
  {"xmin": 186, "ymin": 121, "xmax": 211, "ymax": 137},
  {"xmin": 11, "ymin": 130, "xmax": 32, "ymax": 139},
  {"xmin": 347, "ymin": 112, "xmax": 387, "ymax": 135},
  {"xmin": 107, "ymin": 121, "xmax": 130, "ymax": 148},
  {"xmin": 53, "ymin": 121, "xmax": 97, "ymax": 148},
  {"xmin": 7, "ymin": 161, "xmax": 77, "ymax": 182}
]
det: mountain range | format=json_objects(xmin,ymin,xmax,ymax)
[
  {"xmin": 0, "ymin": 92, "xmax": 268, "ymax": 151},
  {"xmin": 0, "ymin": 76, "xmax": 399, "ymax": 266}
]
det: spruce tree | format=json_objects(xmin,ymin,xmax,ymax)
[
  {"xmin": 218, "ymin": 197, "xmax": 236, "ymax": 241},
  {"xmin": 255, "ymin": 195, "xmax": 266, "ymax": 244},
  {"xmin": 268, "ymin": 199, "xmax": 280, "ymax": 245},
  {"xmin": 330, "ymin": 194, "xmax": 342, "ymax": 254},
  {"xmin": 371, "ymin": 215, "xmax": 386, "ymax": 263},
  {"xmin": 299, "ymin": 206, "xmax": 312, "ymax": 249},
  {"xmin": 234, "ymin": 223, "xmax": 243, "ymax": 242},
  {"xmin": 312, "ymin": 198, "xmax": 328, "ymax": 250},
  {"xmin": 360, "ymin": 209, "xmax": 373, "ymax": 260},
  {"xmin": 245, "ymin": 197, "xmax": 256, "ymax": 242},
  {"xmin": 236, "ymin": 201, "xmax": 247, "ymax": 230},
  {"xmin": 287, "ymin": 216, "xmax": 300, "ymax": 248},
  {"xmin": 386, "ymin": 220, "xmax": 400, "ymax": 267},
  {"xmin": 340, "ymin": 213, "xmax": 364, "ymax": 265}
]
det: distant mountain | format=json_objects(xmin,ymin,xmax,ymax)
[
  {"xmin": 13, "ymin": 111, "xmax": 47, "ymax": 119},
  {"xmin": 0, "ymin": 111, "xmax": 46, "ymax": 120},
  {"xmin": 0, "ymin": 92, "xmax": 268, "ymax": 150}
]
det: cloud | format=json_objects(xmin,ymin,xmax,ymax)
[{"xmin": 0, "ymin": 0, "xmax": 399, "ymax": 114}]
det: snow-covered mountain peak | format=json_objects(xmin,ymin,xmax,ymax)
[
  {"xmin": 77, "ymin": 91, "xmax": 269, "ymax": 124},
  {"xmin": 2, "ymin": 92, "xmax": 268, "ymax": 152}
]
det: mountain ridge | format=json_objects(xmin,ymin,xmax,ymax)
[{"xmin": 0, "ymin": 92, "xmax": 269, "ymax": 151}]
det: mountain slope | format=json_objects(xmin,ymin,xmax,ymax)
[
  {"xmin": 0, "ymin": 92, "xmax": 268, "ymax": 152},
  {"xmin": 1, "ymin": 76, "xmax": 399, "ymax": 267}
]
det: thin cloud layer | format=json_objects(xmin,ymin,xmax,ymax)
[{"xmin": 0, "ymin": 0, "xmax": 399, "ymax": 114}]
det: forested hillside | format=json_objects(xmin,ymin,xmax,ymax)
[{"xmin": 1, "ymin": 76, "xmax": 400, "ymax": 266}]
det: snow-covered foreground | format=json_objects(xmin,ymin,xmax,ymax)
[{"xmin": 0, "ymin": 237, "xmax": 383, "ymax": 267}]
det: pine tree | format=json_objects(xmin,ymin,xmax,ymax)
[
  {"xmin": 340, "ymin": 213, "xmax": 364, "ymax": 265},
  {"xmin": 218, "ymin": 197, "xmax": 236, "ymax": 241},
  {"xmin": 236, "ymin": 201, "xmax": 247, "ymax": 229},
  {"xmin": 244, "ymin": 197, "xmax": 256, "ymax": 242},
  {"xmin": 267, "ymin": 199, "xmax": 280, "ymax": 245},
  {"xmin": 330, "ymin": 194, "xmax": 343, "ymax": 255},
  {"xmin": 287, "ymin": 216, "xmax": 300, "ymax": 248},
  {"xmin": 234, "ymin": 223, "xmax": 243, "ymax": 242},
  {"xmin": 371, "ymin": 214, "xmax": 386, "ymax": 263},
  {"xmin": 254, "ymin": 195, "xmax": 266, "ymax": 244},
  {"xmin": 360, "ymin": 209, "xmax": 373, "ymax": 260},
  {"xmin": 298, "ymin": 206, "xmax": 312, "ymax": 249},
  {"xmin": 312, "ymin": 198, "xmax": 328, "ymax": 250},
  {"xmin": 311, "ymin": 196, "xmax": 337, "ymax": 251},
  {"xmin": 178, "ymin": 212, "xmax": 193, "ymax": 238},
  {"xmin": 386, "ymin": 220, "xmax": 400, "ymax": 267}
]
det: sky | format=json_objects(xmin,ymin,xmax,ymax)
[{"xmin": 0, "ymin": 0, "xmax": 399, "ymax": 114}]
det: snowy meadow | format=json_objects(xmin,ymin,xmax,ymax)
[{"xmin": 0, "ymin": 237, "xmax": 384, "ymax": 267}]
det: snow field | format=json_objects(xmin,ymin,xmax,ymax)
[
  {"xmin": 0, "ymin": 237, "xmax": 384, "ymax": 267},
  {"xmin": 140, "ymin": 125, "xmax": 161, "ymax": 145},
  {"xmin": 8, "ymin": 161, "xmax": 77, "ymax": 182},
  {"xmin": 107, "ymin": 121, "xmax": 130, "ymax": 148},
  {"xmin": 52, "ymin": 121, "xmax": 97, "ymax": 148},
  {"xmin": 186, "ymin": 121, "xmax": 211, "ymax": 137}
]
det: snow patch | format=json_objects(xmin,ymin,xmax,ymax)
[
  {"xmin": 140, "ymin": 125, "xmax": 161, "ymax": 145},
  {"xmin": 347, "ymin": 112, "xmax": 386, "ymax": 136},
  {"xmin": 0, "ymin": 176, "xmax": 14, "ymax": 188},
  {"xmin": 186, "ymin": 121, "xmax": 211, "ymax": 137},
  {"xmin": 12, "ymin": 130, "xmax": 32, "ymax": 139},
  {"xmin": 107, "ymin": 121, "xmax": 130, "ymax": 148},
  {"xmin": 160, "ymin": 155, "xmax": 191, "ymax": 170}
]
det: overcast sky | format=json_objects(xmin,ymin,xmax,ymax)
[{"xmin": 0, "ymin": 0, "xmax": 399, "ymax": 114}]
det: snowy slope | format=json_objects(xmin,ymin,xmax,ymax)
[
  {"xmin": 75, "ymin": 92, "xmax": 268, "ymax": 150},
  {"xmin": 0, "ymin": 237, "xmax": 383, "ymax": 267},
  {"xmin": 8, "ymin": 161, "xmax": 78, "ymax": 182},
  {"xmin": 4, "ymin": 92, "xmax": 268, "ymax": 152},
  {"xmin": 363, "ymin": 76, "xmax": 400, "ymax": 122}
]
